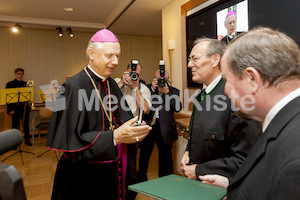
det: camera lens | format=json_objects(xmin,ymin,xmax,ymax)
[
  {"xmin": 158, "ymin": 78, "xmax": 165, "ymax": 87},
  {"xmin": 132, "ymin": 74, "xmax": 138, "ymax": 80},
  {"xmin": 130, "ymin": 72, "xmax": 139, "ymax": 81}
]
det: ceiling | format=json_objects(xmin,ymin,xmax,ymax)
[{"xmin": 0, "ymin": 0, "xmax": 176, "ymax": 37}]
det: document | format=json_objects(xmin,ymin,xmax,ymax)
[{"xmin": 129, "ymin": 174, "xmax": 226, "ymax": 200}]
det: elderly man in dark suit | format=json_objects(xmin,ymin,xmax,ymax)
[
  {"xmin": 137, "ymin": 70, "xmax": 182, "ymax": 182},
  {"xmin": 181, "ymin": 38, "xmax": 261, "ymax": 180},
  {"xmin": 200, "ymin": 27, "xmax": 300, "ymax": 199}
]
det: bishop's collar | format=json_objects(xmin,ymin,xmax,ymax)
[
  {"xmin": 228, "ymin": 32, "xmax": 237, "ymax": 39},
  {"xmin": 87, "ymin": 65, "xmax": 108, "ymax": 82}
]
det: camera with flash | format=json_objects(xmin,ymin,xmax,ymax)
[
  {"xmin": 158, "ymin": 60, "xmax": 166, "ymax": 87},
  {"xmin": 129, "ymin": 60, "xmax": 139, "ymax": 81}
]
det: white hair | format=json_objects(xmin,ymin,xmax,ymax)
[{"xmin": 86, "ymin": 41, "xmax": 104, "ymax": 57}]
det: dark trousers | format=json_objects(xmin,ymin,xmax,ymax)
[
  {"xmin": 137, "ymin": 119, "xmax": 173, "ymax": 182},
  {"xmin": 11, "ymin": 107, "xmax": 30, "ymax": 141},
  {"xmin": 125, "ymin": 143, "xmax": 138, "ymax": 200}
]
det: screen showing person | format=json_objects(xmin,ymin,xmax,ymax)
[{"xmin": 216, "ymin": 0, "xmax": 248, "ymax": 42}]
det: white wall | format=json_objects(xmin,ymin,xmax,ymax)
[
  {"xmin": 0, "ymin": 27, "xmax": 162, "ymax": 102},
  {"xmin": 162, "ymin": 0, "xmax": 189, "ymax": 92},
  {"xmin": 162, "ymin": 0, "xmax": 192, "ymax": 115}
]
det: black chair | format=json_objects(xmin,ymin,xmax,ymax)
[{"xmin": 31, "ymin": 107, "xmax": 57, "ymax": 159}]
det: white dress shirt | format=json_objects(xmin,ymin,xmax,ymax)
[
  {"xmin": 263, "ymin": 87, "xmax": 300, "ymax": 132},
  {"xmin": 203, "ymin": 74, "xmax": 223, "ymax": 94}
]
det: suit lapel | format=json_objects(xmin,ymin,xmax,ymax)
[{"xmin": 230, "ymin": 96, "xmax": 300, "ymax": 186}]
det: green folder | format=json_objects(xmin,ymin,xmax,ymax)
[{"xmin": 129, "ymin": 174, "xmax": 226, "ymax": 200}]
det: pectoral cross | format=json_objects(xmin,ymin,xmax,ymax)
[{"xmin": 109, "ymin": 124, "xmax": 115, "ymax": 131}]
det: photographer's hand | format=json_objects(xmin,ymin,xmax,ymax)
[
  {"xmin": 126, "ymin": 75, "xmax": 139, "ymax": 89},
  {"xmin": 158, "ymin": 83, "xmax": 169, "ymax": 94},
  {"xmin": 123, "ymin": 73, "xmax": 131, "ymax": 85},
  {"xmin": 117, "ymin": 72, "xmax": 128, "ymax": 89},
  {"xmin": 151, "ymin": 78, "xmax": 158, "ymax": 91}
]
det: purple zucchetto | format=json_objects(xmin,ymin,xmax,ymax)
[
  {"xmin": 226, "ymin": 11, "xmax": 236, "ymax": 18},
  {"xmin": 90, "ymin": 28, "xmax": 119, "ymax": 43}
]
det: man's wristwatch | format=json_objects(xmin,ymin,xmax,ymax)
[{"xmin": 133, "ymin": 87, "xmax": 139, "ymax": 92}]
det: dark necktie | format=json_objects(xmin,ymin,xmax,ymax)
[{"xmin": 200, "ymin": 89, "xmax": 206, "ymax": 102}]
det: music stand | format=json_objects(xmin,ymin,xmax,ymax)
[
  {"xmin": 38, "ymin": 87, "xmax": 58, "ymax": 110},
  {"xmin": 0, "ymin": 87, "xmax": 35, "ymax": 165}
]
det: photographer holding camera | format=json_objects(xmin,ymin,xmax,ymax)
[
  {"xmin": 137, "ymin": 62, "xmax": 182, "ymax": 182},
  {"xmin": 115, "ymin": 60, "xmax": 151, "ymax": 200},
  {"xmin": 116, "ymin": 60, "xmax": 150, "ymax": 116}
]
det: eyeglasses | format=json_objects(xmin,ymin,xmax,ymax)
[{"xmin": 188, "ymin": 55, "xmax": 208, "ymax": 63}]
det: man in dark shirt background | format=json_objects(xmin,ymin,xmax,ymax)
[{"xmin": 6, "ymin": 68, "xmax": 32, "ymax": 146}]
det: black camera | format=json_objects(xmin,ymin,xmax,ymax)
[
  {"xmin": 158, "ymin": 60, "xmax": 166, "ymax": 87},
  {"xmin": 129, "ymin": 60, "xmax": 139, "ymax": 81}
]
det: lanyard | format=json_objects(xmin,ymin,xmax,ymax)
[{"xmin": 84, "ymin": 67, "xmax": 115, "ymax": 130}]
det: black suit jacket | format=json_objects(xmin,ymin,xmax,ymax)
[
  {"xmin": 144, "ymin": 84, "xmax": 182, "ymax": 145},
  {"xmin": 187, "ymin": 79, "xmax": 261, "ymax": 179},
  {"xmin": 228, "ymin": 96, "xmax": 300, "ymax": 200}
]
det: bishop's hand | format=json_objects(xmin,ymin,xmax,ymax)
[{"xmin": 113, "ymin": 116, "xmax": 151, "ymax": 144}]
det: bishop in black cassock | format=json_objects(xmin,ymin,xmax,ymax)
[
  {"xmin": 220, "ymin": 11, "xmax": 244, "ymax": 44},
  {"xmin": 46, "ymin": 29, "xmax": 151, "ymax": 200}
]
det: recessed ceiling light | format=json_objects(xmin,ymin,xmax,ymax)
[{"xmin": 63, "ymin": 7, "xmax": 74, "ymax": 12}]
